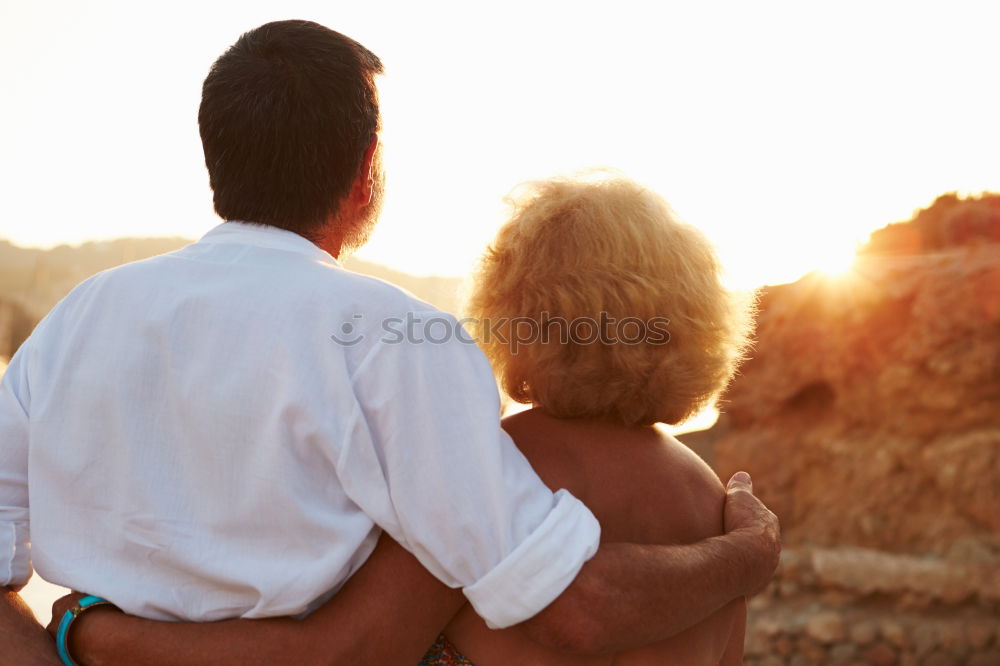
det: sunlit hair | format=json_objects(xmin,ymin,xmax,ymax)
[{"xmin": 467, "ymin": 175, "xmax": 755, "ymax": 426}]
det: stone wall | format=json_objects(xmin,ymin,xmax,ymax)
[{"xmin": 744, "ymin": 547, "xmax": 1000, "ymax": 665}]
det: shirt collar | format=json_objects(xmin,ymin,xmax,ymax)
[{"xmin": 198, "ymin": 221, "xmax": 340, "ymax": 266}]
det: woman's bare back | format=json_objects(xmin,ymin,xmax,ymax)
[{"xmin": 443, "ymin": 408, "xmax": 746, "ymax": 665}]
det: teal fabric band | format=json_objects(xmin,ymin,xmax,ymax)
[{"xmin": 56, "ymin": 595, "xmax": 112, "ymax": 666}]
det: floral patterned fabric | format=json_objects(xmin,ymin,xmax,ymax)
[{"xmin": 418, "ymin": 634, "xmax": 475, "ymax": 665}]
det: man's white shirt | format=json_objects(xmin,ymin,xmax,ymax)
[{"xmin": 0, "ymin": 221, "xmax": 600, "ymax": 627}]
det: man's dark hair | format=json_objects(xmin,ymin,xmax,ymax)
[{"xmin": 199, "ymin": 20, "xmax": 383, "ymax": 238}]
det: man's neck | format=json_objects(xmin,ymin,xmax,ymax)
[
  {"xmin": 315, "ymin": 233, "xmax": 344, "ymax": 260},
  {"xmin": 312, "ymin": 214, "xmax": 351, "ymax": 260}
]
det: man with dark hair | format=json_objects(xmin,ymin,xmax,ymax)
[
  {"xmin": 0, "ymin": 20, "xmax": 779, "ymax": 665},
  {"xmin": 199, "ymin": 20, "xmax": 385, "ymax": 243}
]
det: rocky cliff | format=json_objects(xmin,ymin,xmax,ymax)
[
  {"xmin": 690, "ymin": 193, "xmax": 1000, "ymax": 664},
  {"xmin": 713, "ymin": 242, "xmax": 1000, "ymax": 557}
]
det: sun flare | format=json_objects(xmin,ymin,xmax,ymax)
[{"xmin": 814, "ymin": 246, "xmax": 860, "ymax": 280}]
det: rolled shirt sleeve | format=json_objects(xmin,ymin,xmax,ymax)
[
  {"xmin": 336, "ymin": 311, "xmax": 600, "ymax": 628},
  {"xmin": 0, "ymin": 348, "xmax": 33, "ymax": 590}
]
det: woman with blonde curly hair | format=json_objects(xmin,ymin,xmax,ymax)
[{"xmin": 422, "ymin": 174, "xmax": 755, "ymax": 665}]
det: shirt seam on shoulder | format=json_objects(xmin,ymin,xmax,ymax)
[
  {"xmin": 333, "ymin": 396, "xmax": 366, "ymax": 473},
  {"xmin": 346, "ymin": 339, "xmax": 385, "ymax": 387}
]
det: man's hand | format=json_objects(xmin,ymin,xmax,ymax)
[
  {"xmin": 46, "ymin": 591, "xmax": 86, "ymax": 637},
  {"xmin": 723, "ymin": 471, "xmax": 781, "ymax": 596},
  {"xmin": 519, "ymin": 471, "xmax": 782, "ymax": 653}
]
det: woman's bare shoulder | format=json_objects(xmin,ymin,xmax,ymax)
[
  {"xmin": 604, "ymin": 429, "xmax": 726, "ymax": 545},
  {"xmin": 501, "ymin": 410, "xmax": 726, "ymax": 545}
]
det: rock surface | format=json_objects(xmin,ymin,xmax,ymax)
[
  {"xmin": 743, "ymin": 546, "xmax": 999, "ymax": 666},
  {"xmin": 711, "ymin": 241, "xmax": 1000, "ymax": 556},
  {"xmin": 698, "ymin": 193, "xmax": 1000, "ymax": 665}
]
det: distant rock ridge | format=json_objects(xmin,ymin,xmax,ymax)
[
  {"xmin": 0, "ymin": 298, "xmax": 34, "ymax": 364},
  {"xmin": 860, "ymin": 191, "xmax": 1000, "ymax": 255},
  {"xmin": 689, "ymin": 193, "xmax": 1000, "ymax": 558}
]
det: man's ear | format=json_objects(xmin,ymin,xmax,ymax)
[{"xmin": 355, "ymin": 134, "xmax": 379, "ymax": 206}]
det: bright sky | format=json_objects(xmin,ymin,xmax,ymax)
[{"xmin": 2, "ymin": 1, "xmax": 998, "ymax": 289}]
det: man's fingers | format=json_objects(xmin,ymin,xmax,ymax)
[
  {"xmin": 723, "ymin": 471, "xmax": 773, "ymax": 535},
  {"xmin": 727, "ymin": 471, "xmax": 753, "ymax": 493},
  {"xmin": 721, "ymin": 473, "xmax": 782, "ymax": 594},
  {"xmin": 46, "ymin": 591, "xmax": 87, "ymax": 637}
]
